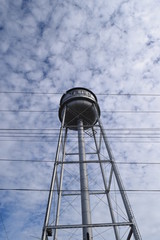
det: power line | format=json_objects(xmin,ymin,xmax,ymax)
[
  {"xmin": 1, "ymin": 109, "xmax": 160, "ymax": 113},
  {"xmin": 0, "ymin": 135, "xmax": 160, "ymax": 140},
  {"xmin": 0, "ymin": 130, "xmax": 160, "ymax": 135},
  {"xmin": 0, "ymin": 139, "xmax": 160, "ymax": 143},
  {"xmin": 1, "ymin": 133, "xmax": 160, "ymax": 137},
  {"xmin": 103, "ymin": 110, "xmax": 160, "ymax": 113},
  {"xmin": 97, "ymin": 93, "xmax": 160, "ymax": 97},
  {"xmin": 0, "ymin": 127, "xmax": 160, "ymax": 143},
  {"xmin": 0, "ymin": 158, "xmax": 54, "ymax": 163},
  {"xmin": 0, "ymin": 188, "xmax": 160, "ymax": 193},
  {"xmin": 0, "ymin": 127, "xmax": 160, "ymax": 132},
  {"xmin": 0, "ymin": 158, "xmax": 159, "ymax": 165},
  {"xmin": 0, "ymin": 128, "xmax": 62, "ymax": 131},
  {"xmin": 0, "ymin": 127, "xmax": 160, "ymax": 131},
  {"xmin": 0, "ymin": 129, "xmax": 160, "ymax": 136},
  {"xmin": 0, "ymin": 91, "xmax": 160, "ymax": 97},
  {"xmin": 0, "ymin": 91, "xmax": 62, "ymax": 95},
  {"xmin": 0, "ymin": 109, "xmax": 57, "ymax": 113}
]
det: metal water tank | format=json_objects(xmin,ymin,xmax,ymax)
[{"xmin": 59, "ymin": 87, "xmax": 100, "ymax": 129}]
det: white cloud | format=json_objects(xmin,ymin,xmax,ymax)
[{"xmin": 0, "ymin": 0, "xmax": 160, "ymax": 239}]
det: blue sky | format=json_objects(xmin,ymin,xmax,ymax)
[{"xmin": 0, "ymin": 0, "xmax": 160, "ymax": 239}]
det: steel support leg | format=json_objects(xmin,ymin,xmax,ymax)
[
  {"xmin": 92, "ymin": 127, "xmax": 120, "ymax": 240},
  {"xmin": 78, "ymin": 119, "xmax": 93, "ymax": 240},
  {"xmin": 41, "ymin": 106, "xmax": 66, "ymax": 240},
  {"xmin": 53, "ymin": 128, "xmax": 68, "ymax": 240},
  {"xmin": 97, "ymin": 117, "xmax": 142, "ymax": 240}
]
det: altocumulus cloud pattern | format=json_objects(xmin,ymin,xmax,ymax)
[{"xmin": 0, "ymin": 0, "xmax": 160, "ymax": 239}]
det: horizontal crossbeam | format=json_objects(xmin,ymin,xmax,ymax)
[
  {"xmin": 46, "ymin": 222, "xmax": 133, "ymax": 230},
  {"xmin": 56, "ymin": 160, "xmax": 111, "ymax": 164}
]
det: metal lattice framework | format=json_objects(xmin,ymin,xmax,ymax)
[{"xmin": 41, "ymin": 88, "xmax": 141, "ymax": 240}]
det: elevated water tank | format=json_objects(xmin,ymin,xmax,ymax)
[{"xmin": 59, "ymin": 87, "xmax": 100, "ymax": 130}]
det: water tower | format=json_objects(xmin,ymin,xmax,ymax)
[{"xmin": 41, "ymin": 87, "xmax": 141, "ymax": 240}]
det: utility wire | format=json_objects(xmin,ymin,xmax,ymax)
[
  {"xmin": 0, "ymin": 139, "xmax": 160, "ymax": 143},
  {"xmin": 0, "ymin": 91, "xmax": 160, "ymax": 97},
  {"xmin": 0, "ymin": 91, "xmax": 62, "ymax": 95},
  {"xmin": 0, "ymin": 136, "xmax": 160, "ymax": 142},
  {"xmin": 0, "ymin": 109, "xmax": 57, "ymax": 112},
  {"xmin": 1, "ymin": 109, "xmax": 160, "ymax": 113},
  {"xmin": 0, "ymin": 134, "xmax": 160, "ymax": 137},
  {"xmin": 0, "ymin": 135, "xmax": 160, "ymax": 138},
  {"xmin": 0, "ymin": 159, "xmax": 159, "ymax": 165},
  {"xmin": 0, "ymin": 188, "xmax": 160, "ymax": 193},
  {"xmin": 0, "ymin": 128, "xmax": 160, "ymax": 131},
  {"xmin": 0, "ymin": 130, "xmax": 160, "ymax": 135}
]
